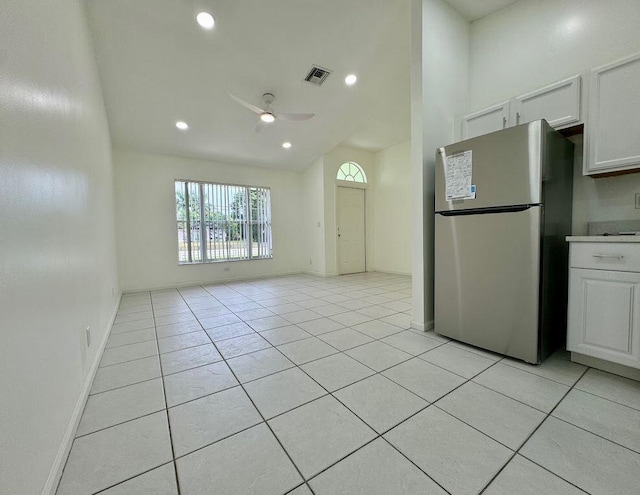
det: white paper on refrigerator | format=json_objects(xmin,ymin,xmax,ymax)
[{"xmin": 444, "ymin": 150, "xmax": 474, "ymax": 200}]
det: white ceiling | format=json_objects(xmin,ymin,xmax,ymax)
[
  {"xmin": 446, "ymin": 0, "xmax": 522, "ymax": 21},
  {"xmin": 85, "ymin": 0, "xmax": 411, "ymax": 171}
]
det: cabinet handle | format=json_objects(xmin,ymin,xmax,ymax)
[
  {"xmin": 516, "ymin": 112, "xmax": 520, "ymax": 125},
  {"xmin": 592, "ymin": 254, "xmax": 624, "ymax": 260},
  {"xmin": 502, "ymin": 116, "xmax": 507, "ymax": 129}
]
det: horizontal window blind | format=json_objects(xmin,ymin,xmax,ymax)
[{"xmin": 175, "ymin": 180, "xmax": 272, "ymax": 264}]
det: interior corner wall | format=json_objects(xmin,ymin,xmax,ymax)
[
  {"xmin": 469, "ymin": 0, "xmax": 640, "ymax": 235},
  {"xmin": 322, "ymin": 145, "xmax": 376, "ymax": 276},
  {"xmin": 373, "ymin": 139, "xmax": 412, "ymax": 275},
  {"xmin": 0, "ymin": 0, "xmax": 120, "ymax": 493},
  {"xmin": 302, "ymin": 157, "xmax": 327, "ymax": 275},
  {"xmin": 113, "ymin": 149, "xmax": 306, "ymax": 291},
  {"xmin": 412, "ymin": 0, "xmax": 469, "ymax": 330}
]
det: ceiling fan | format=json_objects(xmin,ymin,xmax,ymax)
[{"xmin": 228, "ymin": 92, "xmax": 314, "ymax": 133}]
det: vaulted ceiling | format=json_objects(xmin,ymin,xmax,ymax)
[
  {"xmin": 86, "ymin": 0, "xmax": 525, "ymax": 171},
  {"xmin": 86, "ymin": 0, "xmax": 411, "ymax": 171},
  {"xmin": 446, "ymin": 0, "xmax": 522, "ymax": 21}
]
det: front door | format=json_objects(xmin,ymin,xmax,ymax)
[{"xmin": 337, "ymin": 187, "xmax": 365, "ymax": 275}]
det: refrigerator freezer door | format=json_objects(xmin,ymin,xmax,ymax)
[
  {"xmin": 435, "ymin": 120, "xmax": 547, "ymax": 213},
  {"xmin": 434, "ymin": 206, "xmax": 542, "ymax": 363}
]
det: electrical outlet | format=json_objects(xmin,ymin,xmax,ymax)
[
  {"xmin": 316, "ymin": 221, "xmax": 321, "ymax": 227},
  {"xmin": 635, "ymin": 193, "xmax": 640, "ymax": 209},
  {"xmin": 223, "ymin": 267, "xmax": 230, "ymax": 272},
  {"xmin": 85, "ymin": 326, "xmax": 91, "ymax": 347}
]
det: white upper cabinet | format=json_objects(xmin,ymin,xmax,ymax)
[
  {"xmin": 586, "ymin": 53, "xmax": 640, "ymax": 175},
  {"xmin": 461, "ymin": 101, "xmax": 510, "ymax": 140},
  {"xmin": 461, "ymin": 75, "xmax": 582, "ymax": 141},
  {"xmin": 513, "ymin": 75, "xmax": 581, "ymax": 129}
]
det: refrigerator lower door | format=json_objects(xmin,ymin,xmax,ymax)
[{"xmin": 434, "ymin": 206, "xmax": 542, "ymax": 363}]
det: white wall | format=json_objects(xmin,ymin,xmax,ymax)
[
  {"xmin": 571, "ymin": 137, "xmax": 640, "ymax": 235},
  {"xmin": 469, "ymin": 0, "xmax": 640, "ymax": 110},
  {"xmin": 411, "ymin": 0, "xmax": 469, "ymax": 329},
  {"xmin": 469, "ymin": 0, "xmax": 640, "ymax": 233},
  {"xmin": 113, "ymin": 149, "xmax": 306, "ymax": 291},
  {"xmin": 302, "ymin": 157, "xmax": 327, "ymax": 275},
  {"xmin": 373, "ymin": 139, "xmax": 412, "ymax": 274},
  {"xmin": 0, "ymin": 1, "xmax": 119, "ymax": 493}
]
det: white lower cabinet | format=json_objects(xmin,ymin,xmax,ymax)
[{"xmin": 568, "ymin": 267, "xmax": 640, "ymax": 369}]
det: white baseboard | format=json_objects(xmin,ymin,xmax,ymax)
[
  {"xmin": 42, "ymin": 292, "xmax": 122, "ymax": 495},
  {"xmin": 371, "ymin": 268, "xmax": 412, "ymax": 276},
  {"xmin": 121, "ymin": 270, "xmax": 306, "ymax": 293},
  {"xmin": 302, "ymin": 269, "xmax": 327, "ymax": 277},
  {"xmin": 571, "ymin": 352, "xmax": 640, "ymax": 381},
  {"xmin": 410, "ymin": 319, "xmax": 434, "ymax": 332}
]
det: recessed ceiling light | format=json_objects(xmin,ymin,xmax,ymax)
[
  {"xmin": 345, "ymin": 74, "xmax": 358, "ymax": 86},
  {"xmin": 196, "ymin": 12, "xmax": 215, "ymax": 30},
  {"xmin": 260, "ymin": 112, "xmax": 275, "ymax": 123},
  {"xmin": 282, "ymin": 142, "xmax": 292, "ymax": 149},
  {"xmin": 175, "ymin": 121, "xmax": 189, "ymax": 130}
]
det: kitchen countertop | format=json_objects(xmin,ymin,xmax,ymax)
[{"xmin": 566, "ymin": 236, "xmax": 640, "ymax": 243}]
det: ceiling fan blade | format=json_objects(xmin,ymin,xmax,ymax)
[
  {"xmin": 277, "ymin": 112, "xmax": 315, "ymax": 122},
  {"xmin": 228, "ymin": 92, "xmax": 265, "ymax": 115},
  {"xmin": 255, "ymin": 120, "xmax": 268, "ymax": 133}
]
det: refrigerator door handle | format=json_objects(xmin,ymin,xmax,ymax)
[{"xmin": 437, "ymin": 204, "xmax": 535, "ymax": 217}]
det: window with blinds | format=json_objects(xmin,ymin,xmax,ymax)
[{"xmin": 175, "ymin": 180, "xmax": 273, "ymax": 264}]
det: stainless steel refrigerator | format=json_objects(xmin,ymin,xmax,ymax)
[{"xmin": 434, "ymin": 120, "xmax": 574, "ymax": 364}]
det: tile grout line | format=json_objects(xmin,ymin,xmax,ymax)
[
  {"xmin": 185, "ymin": 287, "xmax": 318, "ymax": 495},
  {"xmin": 79, "ymin": 274, "xmax": 621, "ymax": 495},
  {"xmin": 91, "ymin": 462, "xmax": 177, "ymax": 495},
  {"xmin": 150, "ymin": 295, "xmax": 183, "ymax": 495},
  {"xmin": 81, "ymin": 325, "xmax": 638, "ymax": 480},
  {"xmin": 550, "ymin": 414, "xmax": 640, "ymax": 457},
  {"xmin": 570, "ymin": 386, "xmax": 640, "ymax": 413},
  {"xmin": 497, "ymin": 358, "xmax": 588, "ymax": 386},
  {"xmin": 86, "ymin": 322, "xmax": 453, "ymax": 437},
  {"xmin": 477, "ymin": 366, "xmax": 592, "ymax": 494},
  {"xmin": 262, "ymin": 334, "xmax": 453, "ymax": 494}
]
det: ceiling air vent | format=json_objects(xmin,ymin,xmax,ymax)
[{"xmin": 304, "ymin": 65, "xmax": 332, "ymax": 86}]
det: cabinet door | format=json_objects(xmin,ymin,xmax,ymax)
[
  {"xmin": 513, "ymin": 75, "xmax": 581, "ymax": 129},
  {"xmin": 461, "ymin": 101, "xmax": 510, "ymax": 140},
  {"xmin": 586, "ymin": 53, "xmax": 640, "ymax": 174},
  {"xmin": 568, "ymin": 268, "xmax": 640, "ymax": 368}
]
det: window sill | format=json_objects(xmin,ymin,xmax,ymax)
[{"xmin": 178, "ymin": 256, "xmax": 273, "ymax": 266}]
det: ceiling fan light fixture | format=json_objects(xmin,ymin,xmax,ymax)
[
  {"xmin": 345, "ymin": 74, "xmax": 358, "ymax": 86},
  {"xmin": 282, "ymin": 142, "xmax": 292, "ymax": 149},
  {"xmin": 196, "ymin": 12, "xmax": 215, "ymax": 30},
  {"xmin": 260, "ymin": 112, "xmax": 275, "ymax": 123}
]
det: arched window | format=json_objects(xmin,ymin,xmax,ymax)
[{"xmin": 337, "ymin": 162, "xmax": 367, "ymax": 183}]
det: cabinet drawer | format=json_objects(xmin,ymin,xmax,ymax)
[{"xmin": 570, "ymin": 242, "xmax": 640, "ymax": 272}]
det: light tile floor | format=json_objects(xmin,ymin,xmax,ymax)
[{"xmin": 56, "ymin": 273, "xmax": 640, "ymax": 495}]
